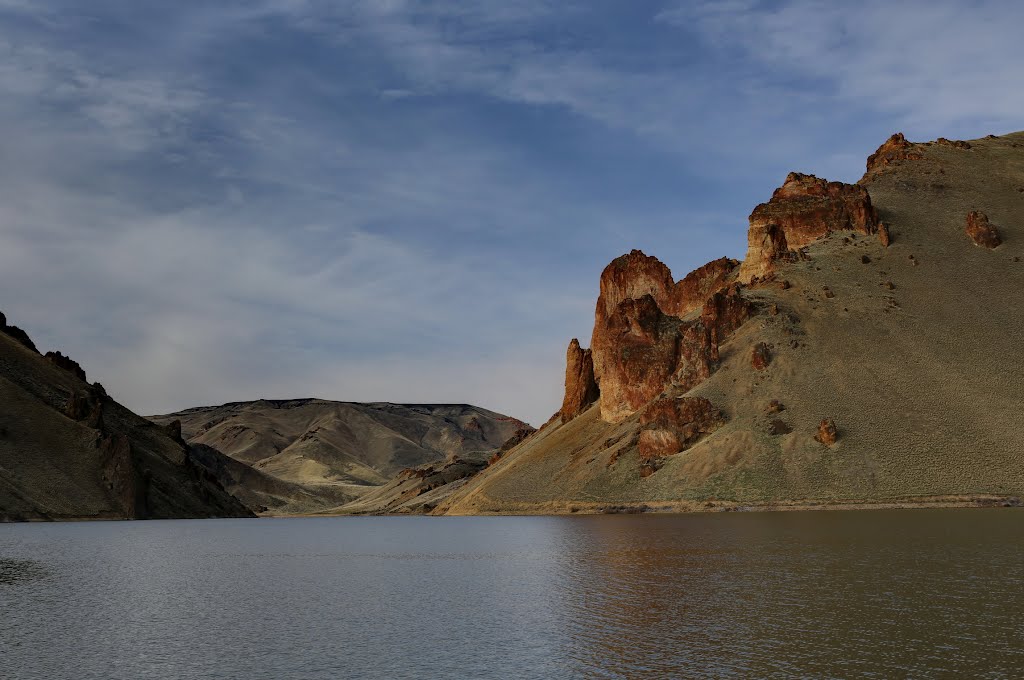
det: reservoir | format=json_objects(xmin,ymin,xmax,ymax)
[{"xmin": 2, "ymin": 510, "xmax": 1022, "ymax": 678}]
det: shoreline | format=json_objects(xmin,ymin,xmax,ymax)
[{"xmin": 4, "ymin": 494, "xmax": 1021, "ymax": 522}]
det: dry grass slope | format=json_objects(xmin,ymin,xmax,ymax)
[
  {"xmin": 151, "ymin": 399, "xmax": 531, "ymax": 514},
  {"xmin": 440, "ymin": 131, "xmax": 1024, "ymax": 515}
]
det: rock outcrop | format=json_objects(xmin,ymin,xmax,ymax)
[
  {"xmin": 560, "ymin": 339, "xmax": 599, "ymax": 422},
  {"xmin": 638, "ymin": 396, "xmax": 725, "ymax": 464},
  {"xmin": 0, "ymin": 312, "xmax": 38, "ymax": 354},
  {"xmin": 863, "ymin": 132, "xmax": 924, "ymax": 180},
  {"xmin": 488, "ymin": 427, "xmax": 534, "ymax": 465},
  {"xmin": 739, "ymin": 172, "xmax": 880, "ymax": 281},
  {"xmin": 936, "ymin": 137, "xmax": 971, "ymax": 150},
  {"xmin": 44, "ymin": 351, "xmax": 87, "ymax": 382},
  {"xmin": 165, "ymin": 419, "xmax": 183, "ymax": 442},
  {"xmin": 965, "ymin": 211, "xmax": 1002, "ymax": 248},
  {"xmin": 587, "ymin": 250, "xmax": 755, "ymax": 423},
  {"xmin": 702, "ymin": 286, "xmax": 754, "ymax": 346},
  {"xmin": 438, "ymin": 129, "xmax": 1024, "ymax": 516},
  {"xmin": 99, "ymin": 433, "xmax": 147, "ymax": 518},
  {"xmin": 671, "ymin": 257, "xmax": 739, "ymax": 316}
]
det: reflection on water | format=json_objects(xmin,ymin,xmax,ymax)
[
  {"xmin": 0, "ymin": 558, "xmax": 48, "ymax": 585},
  {"xmin": 552, "ymin": 512, "xmax": 1024, "ymax": 678},
  {"xmin": 1, "ymin": 511, "xmax": 1022, "ymax": 679}
]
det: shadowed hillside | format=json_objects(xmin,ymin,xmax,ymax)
[{"xmin": 0, "ymin": 315, "xmax": 253, "ymax": 521}]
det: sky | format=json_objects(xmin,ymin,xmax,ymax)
[{"xmin": 0, "ymin": 0, "xmax": 1021, "ymax": 426}]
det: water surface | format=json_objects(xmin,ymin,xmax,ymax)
[{"xmin": 1, "ymin": 510, "xmax": 1022, "ymax": 678}]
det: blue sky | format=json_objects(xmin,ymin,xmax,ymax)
[{"xmin": 0, "ymin": 1, "xmax": 1021, "ymax": 425}]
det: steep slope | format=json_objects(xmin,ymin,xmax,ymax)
[
  {"xmin": 0, "ymin": 315, "xmax": 253, "ymax": 521},
  {"xmin": 150, "ymin": 400, "xmax": 531, "ymax": 512},
  {"xmin": 440, "ymin": 131, "xmax": 1024, "ymax": 514}
]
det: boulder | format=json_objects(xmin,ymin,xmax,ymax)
[
  {"xmin": 965, "ymin": 211, "xmax": 1002, "ymax": 248},
  {"xmin": 751, "ymin": 342, "xmax": 772, "ymax": 370},
  {"xmin": 878, "ymin": 222, "xmax": 892, "ymax": 247},
  {"xmin": 815, "ymin": 419, "xmax": 838, "ymax": 446}
]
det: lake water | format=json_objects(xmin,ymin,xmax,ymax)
[{"xmin": 1, "ymin": 510, "xmax": 1022, "ymax": 679}]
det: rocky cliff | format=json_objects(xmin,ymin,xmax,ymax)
[
  {"xmin": 439, "ymin": 130, "xmax": 1024, "ymax": 514},
  {"xmin": 0, "ymin": 316, "xmax": 254, "ymax": 521}
]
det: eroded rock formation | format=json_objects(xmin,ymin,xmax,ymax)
[
  {"xmin": 560, "ymin": 339, "xmax": 599, "ymax": 422},
  {"xmin": 702, "ymin": 286, "xmax": 754, "ymax": 346},
  {"xmin": 965, "ymin": 211, "xmax": 1002, "ymax": 248},
  {"xmin": 638, "ymin": 396, "xmax": 725, "ymax": 462},
  {"xmin": 165, "ymin": 419, "xmax": 184, "ymax": 443},
  {"xmin": 585, "ymin": 250, "xmax": 754, "ymax": 423},
  {"xmin": 593, "ymin": 294, "xmax": 701, "ymax": 422},
  {"xmin": 672, "ymin": 257, "xmax": 739, "ymax": 316},
  {"xmin": 739, "ymin": 173, "xmax": 879, "ymax": 281}
]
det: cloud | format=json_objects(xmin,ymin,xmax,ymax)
[
  {"xmin": 0, "ymin": 0, "xmax": 1020, "ymax": 427},
  {"xmin": 657, "ymin": 0, "xmax": 1024, "ymax": 135}
]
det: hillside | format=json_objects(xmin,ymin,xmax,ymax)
[
  {"xmin": 150, "ymin": 400, "xmax": 531, "ymax": 514},
  {"xmin": 439, "ymin": 131, "xmax": 1024, "ymax": 514},
  {"xmin": 0, "ymin": 314, "xmax": 253, "ymax": 521}
]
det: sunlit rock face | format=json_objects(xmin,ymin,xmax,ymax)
[
  {"xmin": 586, "ymin": 251, "xmax": 751, "ymax": 424},
  {"xmin": 862, "ymin": 132, "xmax": 924, "ymax": 180},
  {"xmin": 739, "ymin": 172, "xmax": 880, "ymax": 282},
  {"xmin": 560, "ymin": 338, "xmax": 599, "ymax": 423}
]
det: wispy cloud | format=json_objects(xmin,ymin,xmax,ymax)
[
  {"xmin": 657, "ymin": 0, "xmax": 1024, "ymax": 134},
  {"xmin": 0, "ymin": 1, "xmax": 1019, "ymax": 424}
]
